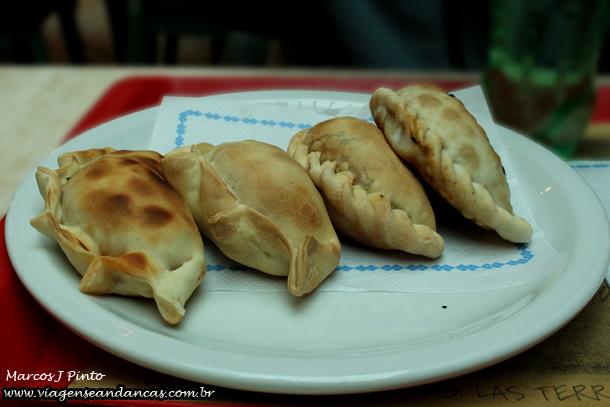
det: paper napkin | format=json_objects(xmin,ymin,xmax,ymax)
[{"xmin": 150, "ymin": 86, "xmax": 566, "ymax": 293}]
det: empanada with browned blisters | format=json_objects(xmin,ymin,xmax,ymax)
[
  {"xmin": 288, "ymin": 116, "xmax": 444, "ymax": 258},
  {"xmin": 370, "ymin": 84, "xmax": 532, "ymax": 243},
  {"xmin": 30, "ymin": 148, "xmax": 206, "ymax": 324},
  {"xmin": 161, "ymin": 140, "xmax": 341, "ymax": 296}
]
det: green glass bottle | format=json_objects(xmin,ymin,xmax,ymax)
[{"xmin": 482, "ymin": 0, "xmax": 609, "ymax": 159}]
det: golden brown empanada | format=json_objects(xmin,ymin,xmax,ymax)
[
  {"xmin": 30, "ymin": 148, "xmax": 206, "ymax": 324},
  {"xmin": 370, "ymin": 84, "xmax": 533, "ymax": 243},
  {"xmin": 161, "ymin": 140, "xmax": 341, "ymax": 296},
  {"xmin": 288, "ymin": 116, "xmax": 444, "ymax": 258}
]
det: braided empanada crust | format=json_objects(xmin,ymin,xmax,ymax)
[
  {"xmin": 288, "ymin": 117, "xmax": 444, "ymax": 258},
  {"xmin": 370, "ymin": 85, "xmax": 532, "ymax": 243}
]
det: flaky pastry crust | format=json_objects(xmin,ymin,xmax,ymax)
[
  {"xmin": 161, "ymin": 140, "xmax": 341, "ymax": 296},
  {"xmin": 30, "ymin": 148, "xmax": 206, "ymax": 324}
]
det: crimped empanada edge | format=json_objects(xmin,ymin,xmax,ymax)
[
  {"xmin": 370, "ymin": 88, "xmax": 533, "ymax": 243},
  {"xmin": 288, "ymin": 129, "xmax": 444, "ymax": 258}
]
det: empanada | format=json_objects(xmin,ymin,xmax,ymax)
[
  {"xmin": 161, "ymin": 140, "xmax": 341, "ymax": 296},
  {"xmin": 30, "ymin": 148, "xmax": 206, "ymax": 324},
  {"xmin": 370, "ymin": 84, "xmax": 533, "ymax": 243},
  {"xmin": 288, "ymin": 116, "xmax": 444, "ymax": 258}
]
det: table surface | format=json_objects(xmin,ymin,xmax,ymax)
[{"xmin": 2, "ymin": 66, "xmax": 609, "ymax": 407}]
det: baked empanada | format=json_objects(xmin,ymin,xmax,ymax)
[
  {"xmin": 30, "ymin": 148, "xmax": 206, "ymax": 324},
  {"xmin": 288, "ymin": 116, "xmax": 444, "ymax": 258},
  {"xmin": 161, "ymin": 140, "xmax": 341, "ymax": 296},
  {"xmin": 370, "ymin": 84, "xmax": 533, "ymax": 243}
]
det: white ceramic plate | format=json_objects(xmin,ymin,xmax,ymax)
[{"xmin": 6, "ymin": 90, "xmax": 610, "ymax": 395}]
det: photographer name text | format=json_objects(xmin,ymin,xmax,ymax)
[{"xmin": 6, "ymin": 370, "xmax": 105, "ymax": 383}]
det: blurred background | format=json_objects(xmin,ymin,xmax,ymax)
[
  {"xmin": 0, "ymin": 0, "xmax": 506, "ymax": 69},
  {"xmin": 2, "ymin": 0, "xmax": 610, "ymax": 71}
]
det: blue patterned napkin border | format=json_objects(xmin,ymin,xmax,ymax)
[{"xmin": 173, "ymin": 109, "xmax": 375, "ymax": 148}]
